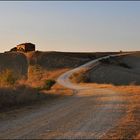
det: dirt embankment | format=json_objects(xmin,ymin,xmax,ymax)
[{"xmin": 87, "ymin": 52, "xmax": 140, "ymax": 85}]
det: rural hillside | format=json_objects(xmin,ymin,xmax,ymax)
[
  {"xmin": 0, "ymin": 49, "xmax": 140, "ymax": 139},
  {"xmin": 87, "ymin": 52, "xmax": 140, "ymax": 85},
  {"xmin": 1, "ymin": 47, "xmax": 139, "ymax": 87},
  {"xmin": 1, "ymin": 1, "xmax": 140, "ymax": 139},
  {"xmin": 0, "ymin": 46, "xmax": 119, "ymax": 111},
  {"xmin": 25, "ymin": 51, "xmax": 118, "ymax": 69},
  {"xmin": 1, "ymin": 49, "xmax": 118, "ymax": 78}
]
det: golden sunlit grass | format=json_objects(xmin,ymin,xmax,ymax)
[
  {"xmin": 27, "ymin": 65, "xmax": 70, "ymax": 87},
  {"xmin": 0, "ymin": 69, "xmax": 18, "ymax": 87},
  {"xmin": 0, "ymin": 51, "xmax": 121, "ymax": 117},
  {"xmin": 83, "ymin": 83, "xmax": 140, "ymax": 94},
  {"xmin": 49, "ymin": 83, "xmax": 73, "ymax": 96},
  {"xmin": 69, "ymin": 68, "xmax": 89, "ymax": 83}
]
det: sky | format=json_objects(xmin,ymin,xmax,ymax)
[{"xmin": 0, "ymin": 1, "xmax": 140, "ymax": 52}]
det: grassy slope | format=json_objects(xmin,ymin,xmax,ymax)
[
  {"xmin": 1, "ymin": 51, "xmax": 115, "ymax": 111},
  {"xmin": 87, "ymin": 52, "xmax": 140, "ymax": 85},
  {"xmin": 25, "ymin": 51, "xmax": 118, "ymax": 70},
  {"xmin": 0, "ymin": 50, "xmax": 131, "ymax": 111}
]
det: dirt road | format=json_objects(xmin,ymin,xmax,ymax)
[
  {"xmin": 0, "ymin": 88, "xmax": 128, "ymax": 139},
  {"xmin": 0, "ymin": 53, "xmax": 136, "ymax": 139}
]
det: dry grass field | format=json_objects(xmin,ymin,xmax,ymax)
[
  {"xmin": 78, "ymin": 83, "xmax": 140, "ymax": 139},
  {"xmin": 87, "ymin": 52, "xmax": 140, "ymax": 85},
  {"xmin": 0, "ymin": 51, "xmax": 139, "ymax": 114},
  {"xmin": 1, "ymin": 51, "xmax": 114, "ymax": 111},
  {"xmin": 74, "ymin": 52, "xmax": 140, "ymax": 139},
  {"xmin": 0, "ymin": 67, "xmax": 72, "ymax": 111},
  {"xmin": 0, "ymin": 51, "xmax": 140, "ymax": 139}
]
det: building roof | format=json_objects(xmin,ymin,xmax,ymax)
[{"xmin": 17, "ymin": 43, "xmax": 35, "ymax": 46}]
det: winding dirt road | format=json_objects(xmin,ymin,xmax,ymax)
[{"xmin": 0, "ymin": 53, "xmax": 133, "ymax": 139}]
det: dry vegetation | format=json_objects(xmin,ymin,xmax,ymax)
[
  {"xmin": 25, "ymin": 51, "xmax": 118, "ymax": 70},
  {"xmin": 0, "ymin": 51, "xmax": 140, "ymax": 138},
  {"xmin": 0, "ymin": 68, "xmax": 65, "ymax": 111},
  {"xmin": 0, "ymin": 51, "xmax": 138, "ymax": 112},
  {"xmin": 0, "ymin": 69, "xmax": 18, "ymax": 86},
  {"xmin": 27, "ymin": 65, "xmax": 69, "ymax": 87},
  {"xmin": 71, "ymin": 52, "xmax": 140, "ymax": 139},
  {"xmin": 0, "ymin": 51, "xmax": 85, "ymax": 111},
  {"xmin": 69, "ymin": 69, "xmax": 89, "ymax": 83},
  {"xmin": 7, "ymin": 50, "xmax": 115, "ymax": 110},
  {"xmin": 0, "ymin": 64, "xmax": 71, "ymax": 111},
  {"xmin": 82, "ymin": 83, "xmax": 140, "ymax": 94},
  {"xmin": 0, "ymin": 85, "xmax": 60, "ymax": 112},
  {"xmin": 105, "ymin": 85, "xmax": 140, "ymax": 139},
  {"xmin": 79, "ymin": 82, "xmax": 140, "ymax": 139}
]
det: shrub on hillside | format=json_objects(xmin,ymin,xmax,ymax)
[
  {"xmin": 43, "ymin": 79, "xmax": 56, "ymax": 90},
  {"xmin": 0, "ymin": 69, "xmax": 18, "ymax": 86}
]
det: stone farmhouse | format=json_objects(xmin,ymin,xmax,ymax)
[{"xmin": 10, "ymin": 43, "xmax": 35, "ymax": 52}]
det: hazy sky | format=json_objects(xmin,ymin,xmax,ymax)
[{"xmin": 0, "ymin": 1, "xmax": 140, "ymax": 52}]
